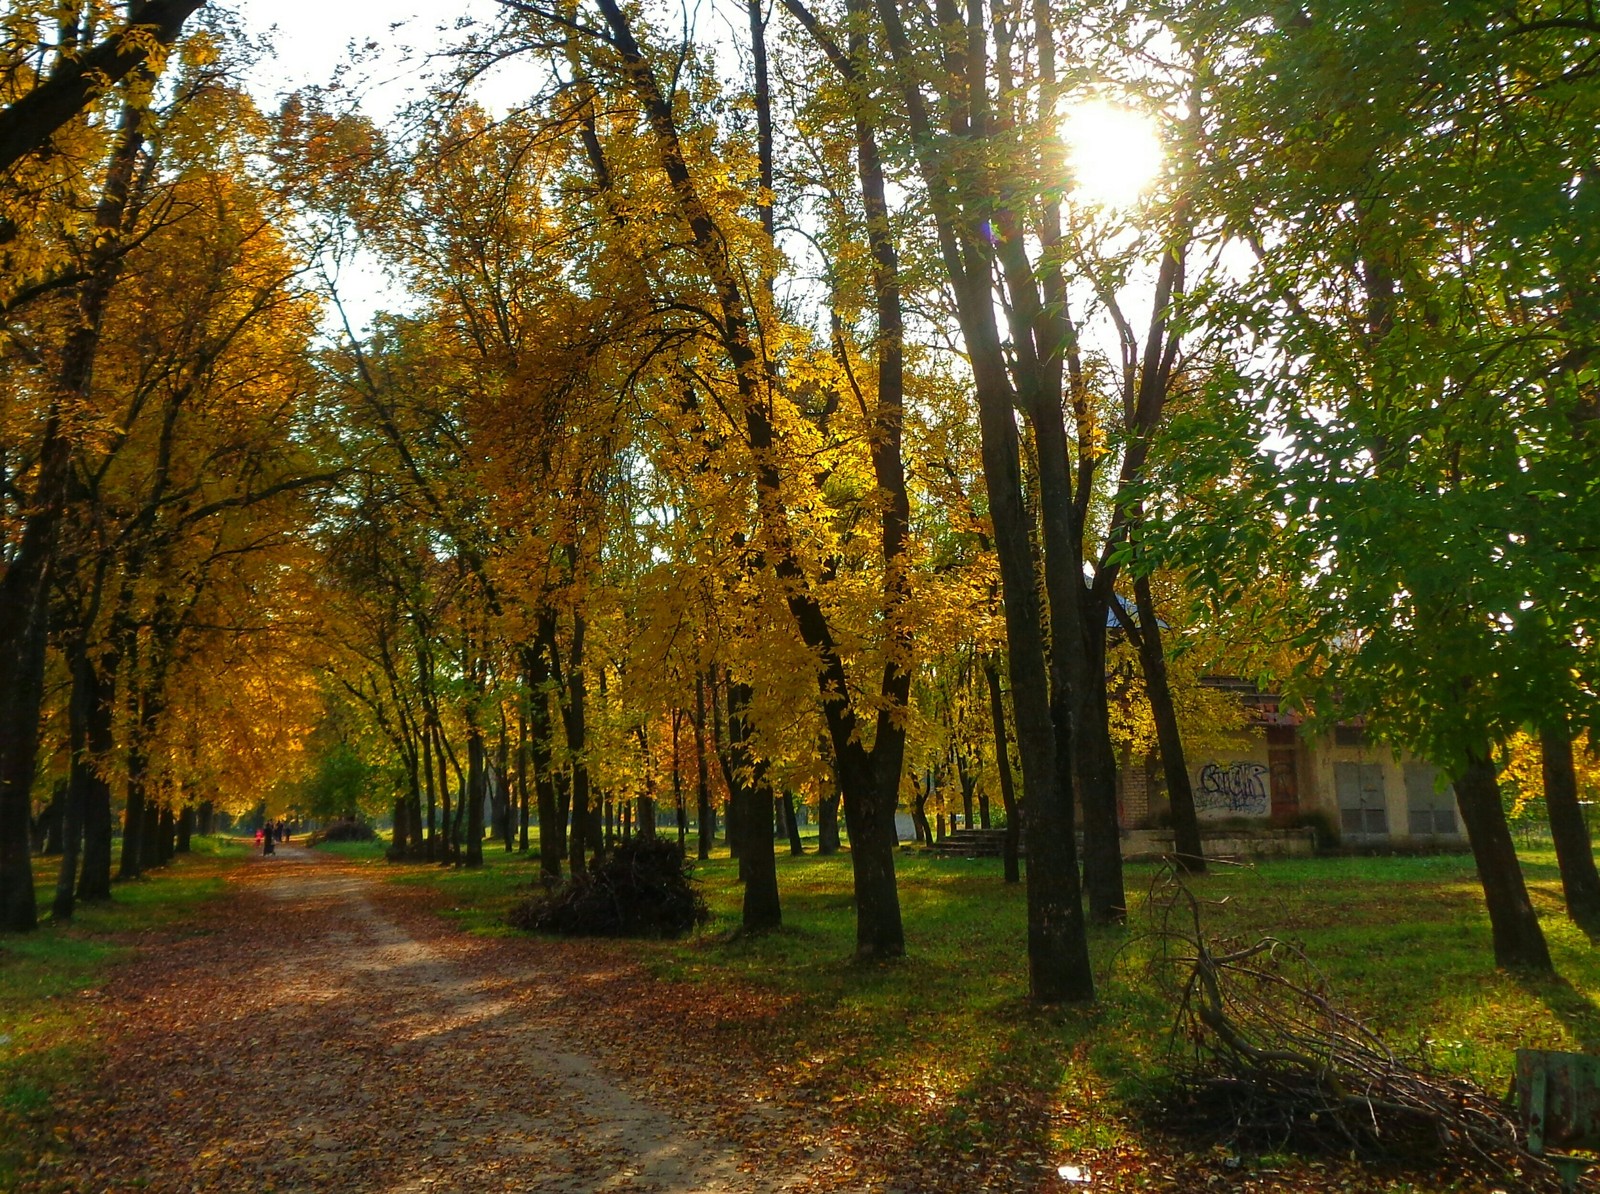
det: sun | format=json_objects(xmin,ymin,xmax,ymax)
[{"xmin": 1061, "ymin": 99, "xmax": 1163, "ymax": 208}]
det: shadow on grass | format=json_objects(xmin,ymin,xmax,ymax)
[
  {"xmin": 1512, "ymin": 970, "xmax": 1600, "ymax": 1053},
  {"xmin": 897, "ymin": 1011, "xmax": 1072, "ymax": 1182}
]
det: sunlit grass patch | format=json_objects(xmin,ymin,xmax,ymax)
[{"xmin": 376, "ymin": 838, "xmax": 1600, "ymax": 1186}]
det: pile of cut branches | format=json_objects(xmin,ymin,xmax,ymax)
[
  {"xmin": 507, "ymin": 836, "xmax": 708, "ymax": 939},
  {"xmin": 1146, "ymin": 875, "xmax": 1556, "ymax": 1187},
  {"xmin": 306, "ymin": 819, "xmax": 374, "ymax": 845}
]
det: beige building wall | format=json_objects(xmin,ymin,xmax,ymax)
[{"xmin": 1185, "ymin": 730, "xmax": 1272, "ymax": 821}]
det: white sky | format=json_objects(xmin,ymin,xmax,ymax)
[
  {"xmin": 229, "ymin": 0, "xmax": 523, "ymax": 117},
  {"xmin": 226, "ymin": 0, "xmax": 520, "ymax": 329}
]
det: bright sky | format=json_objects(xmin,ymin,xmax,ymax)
[
  {"xmin": 226, "ymin": 1, "xmax": 516, "ymax": 329},
  {"xmin": 229, "ymin": 0, "xmax": 525, "ymax": 119}
]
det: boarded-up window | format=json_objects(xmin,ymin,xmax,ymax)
[
  {"xmin": 1335, "ymin": 762, "xmax": 1388, "ymax": 839},
  {"xmin": 1404, "ymin": 763, "xmax": 1458, "ymax": 837}
]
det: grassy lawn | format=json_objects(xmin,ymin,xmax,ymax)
[
  {"xmin": 0, "ymin": 836, "xmax": 246, "ymax": 1186},
  {"xmin": 369, "ymin": 837, "xmax": 1600, "ymax": 1186}
]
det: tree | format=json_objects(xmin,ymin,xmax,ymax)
[{"xmin": 1155, "ymin": 1, "xmax": 1600, "ymax": 971}]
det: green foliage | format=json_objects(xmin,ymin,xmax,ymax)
[
  {"xmin": 296, "ymin": 740, "xmax": 379, "ymax": 821},
  {"xmin": 1149, "ymin": 1, "xmax": 1600, "ymax": 769}
]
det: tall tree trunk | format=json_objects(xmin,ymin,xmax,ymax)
[
  {"xmin": 421, "ymin": 726, "xmax": 437, "ymax": 862},
  {"xmin": 392, "ymin": 798, "xmax": 410, "ymax": 856},
  {"xmin": 672, "ymin": 710, "xmax": 687, "ymax": 847},
  {"xmin": 119, "ymin": 783, "xmax": 146, "ymax": 880},
  {"xmin": 157, "ymin": 802, "xmax": 175, "ymax": 864},
  {"xmin": 956, "ymin": 749, "xmax": 976, "ymax": 830},
  {"xmin": 433, "ymin": 722, "xmax": 453, "ymax": 866},
  {"xmin": 197, "ymin": 800, "xmax": 213, "ymax": 836},
  {"xmin": 552, "ymin": 610, "xmax": 590, "ymax": 877},
  {"xmin": 524, "ymin": 642, "xmax": 562, "ymax": 881},
  {"xmin": 634, "ymin": 725, "xmax": 658, "ymax": 839},
  {"xmin": 1542, "ymin": 721, "xmax": 1600, "ymax": 931},
  {"xmin": 984, "ymin": 655, "xmax": 1022, "ymax": 886},
  {"xmin": 37, "ymin": 784, "xmax": 64, "ymax": 855},
  {"xmin": 555, "ymin": 770, "xmax": 571, "ymax": 860},
  {"xmin": 1069, "ymin": 630, "xmax": 1126, "ymax": 923},
  {"xmin": 52, "ymin": 774, "xmax": 84, "ymax": 922},
  {"xmin": 176, "ymin": 803, "xmax": 194, "ymax": 854},
  {"xmin": 4, "ymin": 102, "xmax": 154, "ymax": 928},
  {"xmin": 911, "ymin": 776, "xmax": 932, "ymax": 845},
  {"xmin": 726, "ymin": 680, "xmax": 781, "ymax": 931},
  {"xmin": 53, "ymin": 647, "xmax": 102, "ymax": 921},
  {"xmin": 517, "ymin": 695, "xmax": 531, "ymax": 853},
  {"xmin": 1453, "ymin": 745, "xmax": 1553, "ymax": 971},
  {"xmin": 140, "ymin": 793, "xmax": 161, "ymax": 870},
  {"xmin": 465, "ymin": 724, "xmax": 486, "ymax": 868},
  {"xmin": 869, "ymin": 0, "xmax": 1090, "ymax": 996},
  {"xmin": 817, "ymin": 787, "xmax": 841, "ymax": 855},
  {"xmin": 1131, "ymin": 574, "xmax": 1205, "ymax": 873},
  {"xmin": 711, "ymin": 676, "xmax": 741, "ymax": 867},
  {"xmin": 694, "ymin": 674, "xmax": 712, "ymax": 861},
  {"xmin": 782, "ymin": 791, "xmax": 804, "ymax": 855},
  {"xmin": 496, "ymin": 709, "xmax": 513, "ymax": 853}
]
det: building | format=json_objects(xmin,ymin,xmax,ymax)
[{"xmin": 1118, "ymin": 679, "xmax": 1463, "ymax": 847}]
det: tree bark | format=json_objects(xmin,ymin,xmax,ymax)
[
  {"xmin": 516, "ymin": 695, "xmax": 530, "ymax": 853},
  {"xmin": 870, "ymin": 0, "xmax": 1090, "ymax": 997},
  {"xmin": 139, "ymin": 798, "xmax": 160, "ymax": 871},
  {"xmin": 1542, "ymin": 721, "xmax": 1600, "ymax": 932},
  {"xmin": 392, "ymin": 798, "xmax": 410, "ymax": 855},
  {"xmin": 695, "ymin": 675, "xmax": 713, "ymax": 861},
  {"xmin": 36, "ymin": 784, "xmax": 64, "ymax": 855},
  {"xmin": 157, "ymin": 802, "xmax": 175, "ymax": 865},
  {"xmin": 725, "ymin": 680, "xmax": 781, "ymax": 932},
  {"xmin": 0, "ymin": 0, "xmax": 204, "ymax": 176},
  {"xmin": 523, "ymin": 641, "xmax": 562, "ymax": 880},
  {"xmin": 1131, "ymin": 574, "xmax": 1205, "ymax": 872},
  {"xmin": 549, "ymin": 610, "xmax": 590, "ymax": 876},
  {"xmin": 782, "ymin": 791, "xmax": 804, "ymax": 855},
  {"xmin": 465, "ymin": 725, "xmax": 486, "ymax": 868},
  {"xmin": 53, "ymin": 651, "xmax": 100, "ymax": 921},
  {"xmin": 421, "ymin": 726, "xmax": 437, "ymax": 862},
  {"xmin": 1, "ymin": 104, "xmax": 149, "ymax": 929},
  {"xmin": 1453, "ymin": 746, "xmax": 1553, "ymax": 971},
  {"xmin": 176, "ymin": 804, "xmax": 194, "ymax": 853},
  {"xmin": 817, "ymin": 786, "xmax": 841, "ymax": 855},
  {"xmin": 911, "ymin": 775, "xmax": 933, "ymax": 846},
  {"xmin": 984, "ymin": 656, "xmax": 1022, "ymax": 886}
]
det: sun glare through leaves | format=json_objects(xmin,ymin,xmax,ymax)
[{"xmin": 1060, "ymin": 99, "xmax": 1163, "ymax": 207}]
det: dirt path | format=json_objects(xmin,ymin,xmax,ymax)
[{"xmin": 36, "ymin": 846, "xmax": 830, "ymax": 1194}]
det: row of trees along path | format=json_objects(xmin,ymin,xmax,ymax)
[{"xmin": 3, "ymin": 0, "xmax": 1598, "ymax": 1018}]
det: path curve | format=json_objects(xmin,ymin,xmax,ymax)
[{"xmin": 37, "ymin": 846, "xmax": 824, "ymax": 1194}]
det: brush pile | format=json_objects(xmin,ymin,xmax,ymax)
[
  {"xmin": 306, "ymin": 819, "xmax": 374, "ymax": 844},
  {"xmin": 1149, "ymin": 876, "xmax": 1555, "ymax": 1186},
  {"xmin": 508, "ymin": 836, "xmax": 708, "ymax": 939}
]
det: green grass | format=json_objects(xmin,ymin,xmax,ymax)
[
  {"xmin": 306, "ymin": 837, "xmax": 390, "ymax": 860},
  {"xmin": 0, "ymin": 836, "xmax": 246, "ymax": 1185},
  {"xmin": 368, "ymin": 839, "xmax": 1600, "ymax": 1184}
]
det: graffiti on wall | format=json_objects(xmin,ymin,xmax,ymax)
[{"xmin": 1196, "ymin": 761, "xmax": 1270, "ymax": 816}]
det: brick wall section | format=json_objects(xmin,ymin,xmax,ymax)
[{"xmin": 1118, "ymin": 747, "xmax": 1151, "ymax": 827}]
